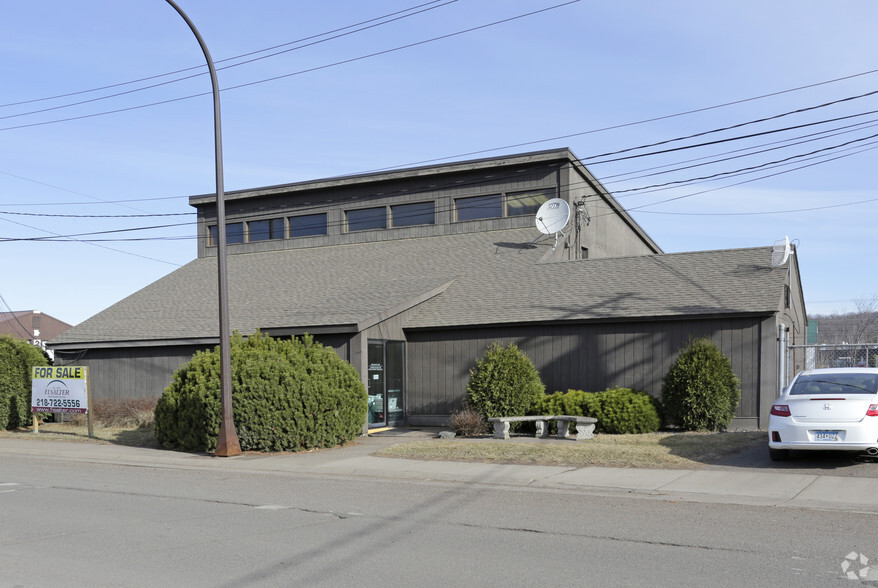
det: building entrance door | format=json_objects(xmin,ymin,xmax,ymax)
[{"xmin": 367, "ymin": 340, "xmax": 405, "ymax": 428}]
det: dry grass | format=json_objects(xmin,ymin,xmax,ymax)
[
  {"xmin": 375, "ymin": 431, "xmax": 766, "ymax": 468},
  {"xmin": 1, "ymin": 402, "xmax": 766, "ymax": 468},
  {"xmin": 0, "ymin": 398, "xmax": 160, "ymax": 448},
  {"xmin": 0, "ymin": 421, "xmax": 159, "ymax": 447}
]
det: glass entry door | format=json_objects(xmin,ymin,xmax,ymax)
[{"xmin": 367, "ymin": 340, "xmax": 404, "ymax": 428}]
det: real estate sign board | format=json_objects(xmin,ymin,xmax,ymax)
[{"xmin": 31, "ymin": 366, "xmax": 88, "ymax": 414}]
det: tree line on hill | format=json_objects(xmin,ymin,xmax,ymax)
[{"xmin": 809, "ymin": 295, "xmax": 878, "ymax": 344}]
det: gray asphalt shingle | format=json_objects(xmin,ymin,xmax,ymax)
[{"xmin": 51, "ymin": 228, "xmax": 786, "ymax": 345}]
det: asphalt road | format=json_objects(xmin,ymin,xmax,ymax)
[{"xmin": 2, "ymin": 453, "xmax": 877, "ymax": 587}]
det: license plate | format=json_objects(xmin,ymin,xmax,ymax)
[{"xmin": 814, "ymin": 431, "xmax": 839, "ymax": 441}]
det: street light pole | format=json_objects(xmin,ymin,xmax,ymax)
[{"xmin": 164, "ymin": 0, "xmax": 241, "ymax": 456}]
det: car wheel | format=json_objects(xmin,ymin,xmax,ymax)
[{"xmin": 768, "ymin": 447, "xmax": 791, "ymax": 461}]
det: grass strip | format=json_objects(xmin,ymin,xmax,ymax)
[{"xmin": 374, "ymin": 431, "xmax": 766, "ymax": 468}]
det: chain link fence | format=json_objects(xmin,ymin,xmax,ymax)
[{"xmin": 786, "ymin": 343, "xmax": 878, "ymax": 381}]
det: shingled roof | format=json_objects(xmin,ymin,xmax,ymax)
[{"xmin": 50, "ymin": 227, "xmax": 787, "ymax": 346}]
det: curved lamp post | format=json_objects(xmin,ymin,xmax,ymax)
[{"xmin": 164, "ymin": 0, "xmax": 241, "ymax": 456}]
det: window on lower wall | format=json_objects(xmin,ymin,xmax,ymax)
[
  {"xmin": 248, "ymin": 218, "xmax": 284, "ymax": 242},
  {"xmin": 455, "ymin": 194, "xmax": 502, "ymax": 221},
  {"xmin": 507, "ymin": 188, "xmax": 554, "ymax": 217},
  {"xmin": 391, "ymin": 201, "xmax": 435, "ymax": 227},
  {"xmin": 347, "ymin": 206, "xmax": 387, "ymax": 232},
  {"xmin": 289, "ymin": 213, "xmax": 327, "ymax": 237}
]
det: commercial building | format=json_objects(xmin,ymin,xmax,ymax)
[{"xmin": 50, "ymin": 148, "xmax": 806, "ymax": 428}]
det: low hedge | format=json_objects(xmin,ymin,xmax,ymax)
[
  {"xmin": 531, "ymin": 387, "xmax": 663, "ymax": 434},
  {"xmin": 154, "ymin": 332, "xmax": 367, "ymax": 452}
]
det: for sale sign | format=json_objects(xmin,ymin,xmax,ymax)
[{"xmin": 31, "ymin": 366, "xmax": 88, "ymax": 414}]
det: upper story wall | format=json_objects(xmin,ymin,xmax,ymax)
[{"xmin": 191, "ymin": 149, "xmax": 662, "ymax": 260}]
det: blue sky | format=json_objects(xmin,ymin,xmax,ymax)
[{"xmin": 2, "ymin": 0, "xmax": 877, "ymax": 326}]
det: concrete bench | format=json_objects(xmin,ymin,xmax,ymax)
[
  {"xmin": 487, "ymin": 415, "xmax": 597, "ymax": 440},
  {"xmin": 553, "ymin": 415, "xmax": 597, "ymax": 441}
]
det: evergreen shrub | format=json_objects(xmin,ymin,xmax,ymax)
[
  {"xmin": 465, "ymin": 342, "xmax": 544, "ymax": 419},
  {"xmin": 0, "ymin": 335, "xmax": 50, "ymax": 430},
  {"xmin": 661, "ymin": 338, "xmax": 741, "ymax": 431},
  {"xmin": 532, "ymin": 387, "xmax": 662, "ymax": 434},
  {"xmin": 154, "ymin": 332, "xmax": 367, "ymax": 452}
]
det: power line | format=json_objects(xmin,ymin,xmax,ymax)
[
  {"xmin": 0, "ymin": 0, "xmax": 456, "ymax": 109},
  {"xmin": 355, "ymin": 70, "xmax": 878, "ymax": 173},
  {"xmin": 0, "ymin": 214, "xmax": 184, "ymax": 265},
  {"xmin": 6, "ymin": 140, "xmax": 876, "ymax": 244},
  {"xmin": 0, "ymin": 1, "xmax": 580, "ymax": 133},
  {"xmin": 0, "ymin": 294, "xmax": 32, "ymax": 340},
  {"xmin": 5, "ymin": 117, "xmax": 877, "ymax": 232},
  {"xmin": 599, "ymin": 117, "xmax": 878, "ymax": 183},
  {"xmin": 0, "ymin": 1, "xmax": 460, "ymax": 124}
]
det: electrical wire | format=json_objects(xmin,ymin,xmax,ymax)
[
  {"xmin": 0, "ymin": 1, "xmax": 460, "ymax": 123},
  {"xmin": 0, "ymin": 1, "xmax": 580, "ymax": 133},
  {"xmin": 6, "ymin": 138, "xmax": 876, "ymax": 244},
  {"xmin": 4, "ymin": 116, "xmax": 877, "ymax": 234},
  {"xmin": 0, "ymin": 293, "xmax": 33, "ymax": 339},
  {"xmin": 0, "ymin": 0, "xmax": 456, "ymax": 109}
]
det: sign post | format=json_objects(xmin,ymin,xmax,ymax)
[{"xmin": 31, "ymin": 366, "xmax": 92, "ymax": 437}]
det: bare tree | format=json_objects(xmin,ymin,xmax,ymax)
[
  {"xmin": 809, "ymin": 294, "xmax": 878, "ymax": 344},
  {"xmin": 844, "ymin": 294, "xmax": 878, "ymax": 344}
]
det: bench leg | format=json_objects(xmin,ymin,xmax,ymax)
[
  {"xmin": 574, "ymin": 423, "xmax": 595, "ymax": 441},
  {"xmin": 535, "ymin": 420, "xmax": 547, "ymax": 438},
  {"xmin": 556, "ymin": 420, "xmax": 570, "ymax": 439},
  {"xmin": 492, "ymin": 421, "xmax": 510, "ymax": 440}
]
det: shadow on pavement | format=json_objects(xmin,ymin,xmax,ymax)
[{"xmin": 708, "ymin": 442, "xmax": 878, "ymax": 477}]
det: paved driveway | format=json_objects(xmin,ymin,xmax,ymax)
[{"xmin": 709, "ymin": 443, "xmax": 878, "ymax": 477}]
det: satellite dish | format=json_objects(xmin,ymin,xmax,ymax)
[
  {"xmin": 535, "ymin": 198, "xmax": 571, "ymax": 235},
  {"xmin": 771, "ymin": 236, "xmax": 791, "ymax": 267}
]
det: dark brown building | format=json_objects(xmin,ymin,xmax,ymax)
[{"xmin": 1, "ymin": 310, "xmax": 73, "ymax": 359}]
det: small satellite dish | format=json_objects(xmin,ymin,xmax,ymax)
[
  {"xmin": 535, "ymin": 198, "xmax": 571, "ymax": 235},
  {"xmin": 771, "ymin": 236, "xmax": 791, "ymax": 267}
]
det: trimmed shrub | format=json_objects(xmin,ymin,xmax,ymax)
[
  {"xmin": 154, "ymin": 332, "xmax": 367, "ymax": 452},
  {"xmin": 465, "ymin": 342, "xmax": 545, "ymax": 419},
  {"xmin": 532, "ymin": 387, "xmax": 662, "ymax": 434},
  {"xmin": 0, "ymin": 335, "xmax": 51, "ymax": 430},
  {"xmin": 661, "ymin": 338, "xmax": 741, "ymax": 431},
  {"xmin": 449, "ymin": 407, "xmax": 489, "ymax": 437}
]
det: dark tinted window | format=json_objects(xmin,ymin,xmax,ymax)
[
  {"xmin": 456, "ymin": 194, "xmax": 501, "ymax": 221},
  {"xmin": 208, "ymin": 223, "xmax": 244, "ymax": 246},
  {"xmin": 289, "ymin": 213, "xmax": 327, "ymax": 237},
  {"xmin": 790, "ymin": 373, "xmax": 878, "ymax": 395},
  {"xmin": 248, "ymin": 218, "xmax": 284, "ymax": 242},
  {"xmin": 347, "ymin": 207, "xmax": 386, "ymax": 232},
  {"xmin": 226, "ymin": 222, "xmax": 244, "ymax": 244},
  {"xmin": 392, "ymin": 201, "xmax": 435, "ymax": 227}
]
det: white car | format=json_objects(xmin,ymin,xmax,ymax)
[{"xmin": 768, "ymin": 368, "xmax": 878, "ymax": 461}]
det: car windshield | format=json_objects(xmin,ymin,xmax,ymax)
[{"xmin": 790, "ymin": 373, "xmax": 878, "ymax": 395}]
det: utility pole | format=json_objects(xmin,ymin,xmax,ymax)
[{"xmin": 164, "ymin": 0, "xmax": 241, "ymax": 456}]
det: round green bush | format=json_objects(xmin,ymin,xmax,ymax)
[
  {"xmin": 661, "ymin": 338, "xmax": 741, "ymax": 431},
  {"xmin": 155, "ymin": 332, "xmax": 367, "ymax": 452},
  {"xmin": 0, "ymin": 335, "xmax": 50, "ymax": 430},
  {"xmin": 466, "ymin": 342, "xmax": 544, "ymax": 418},
  {"xmin": 532, "ymin": 387, "xmax": 662, "ymax": 434}
]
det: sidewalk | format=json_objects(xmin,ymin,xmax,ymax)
[{"xmin": 2, "ymin": 429, "xmax": 877, "ymax": 514}]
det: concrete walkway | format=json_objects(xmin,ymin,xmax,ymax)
[{"xmin": 2, "ymin": 429, "xmax": 877, "ymax": 514}]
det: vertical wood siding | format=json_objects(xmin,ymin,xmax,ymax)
[{"xmin": 405, "ymin": 315, "xmax": 774, "ymax": 427}]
